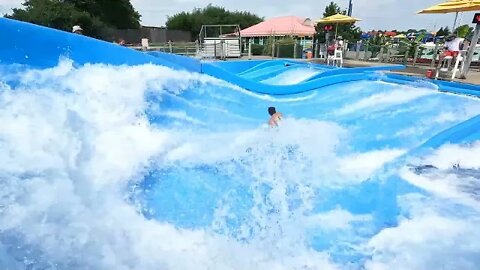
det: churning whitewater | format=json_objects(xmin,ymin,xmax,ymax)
[{"xmin": 0, "ymin": 60, "xmax": 480, "ymax": 270}]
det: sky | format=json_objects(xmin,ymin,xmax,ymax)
[{"xmin": 0, "ymin": 0, "xmax": 478, "ymax": 32}]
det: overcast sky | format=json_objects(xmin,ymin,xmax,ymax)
[{"xmin": 0, "ymin": 0, "xmax": 477, "ymax": 31}]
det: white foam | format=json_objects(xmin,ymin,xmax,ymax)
[
  {"xmin": 0, "ymin": 60, "xmax": 346, "ymax": 269},
  {"xmin": 337, "ymin": 149, "xmax": 406, "ymax": 183},
  {"xmin": 261, "ymin": 67, "xmax": 322, "ymax": 85},
  {"xmin": 1, "ymin": 59, "xmax": 479, "ymax": 269},
  {"xmin": 365, "ymin": 194, "xmax": 480, "ymax": 270},
  {"xmin": 336, "ymin": 87, "xmax": 434, "ymax": 115}
]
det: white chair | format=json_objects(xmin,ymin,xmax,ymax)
[
  {"xmin": 451, "ymin": 51, "xmax": 466, "ymax": 79},
  {"xmin": 435, "ymin": 55, "xmax": 453, "ymax": 79},
  {"xmin": 327, "ymin": 49, "xmax": 343, "ymax": 67}
]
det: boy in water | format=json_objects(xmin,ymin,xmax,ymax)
[{"xmin": 268, "ymin": 107, "xmax": 282, "ymax": 127}]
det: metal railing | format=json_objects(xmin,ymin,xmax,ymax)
[{"xmin": 129, "ymin": 41, "xmax": 199, "ymax": 56}]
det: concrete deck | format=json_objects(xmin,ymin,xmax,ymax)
[{"xmin": 315, "ymin": 59, "xmax": 480, "ymax": 85}]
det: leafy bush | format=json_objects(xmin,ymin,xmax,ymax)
[{"xmin": 251, "ymin": 44, "xmax": 264, "ymax": 55}]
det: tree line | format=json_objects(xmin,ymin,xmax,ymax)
[
  {"xmin": 7, "ymin": 1, "xmax": 466, "ymax": 43},
  {"xmin": 4, "ymin": 0, "xmax": 141, "ymax": 37}
]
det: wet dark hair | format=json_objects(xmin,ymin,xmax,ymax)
[{"xmin": 268, "ymin": 107, "xmax": 276, "ymax": 116}]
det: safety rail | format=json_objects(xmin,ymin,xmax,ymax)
[{"xmin": 128, "ymin": 41, "xmax": 200, "ymax": 57}]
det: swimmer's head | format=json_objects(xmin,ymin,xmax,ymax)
[{"xmin": 268, "ymin": 107, "xmax": 276, "ymax": 116}]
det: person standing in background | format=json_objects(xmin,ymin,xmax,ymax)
[{"xmin": 72, "ymin": 25, "xmax": 83, "ymax": 35}]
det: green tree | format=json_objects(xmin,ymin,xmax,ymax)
[
  {"xmin": 6, "ymin": 0, "xmax": 101, "ymax": 36},
  {"xmin": 437, "ymin": 27, "xmax": 445, "ymax": 36},
  {"xmin": 319, "ymin": 2, "xmax": 361, "ymax": 42},
  {"xmin": 454, "ymin": 24, "xmax": 473, "ymax": 38},
  {"xmin": 5, "ymin": 0, "xmax": 141, "ymax": 37},
  {"xmin": 166, "ymin": 5, "xmax": 263, "ymax": 39},
  {"xmin": 435, "ymin": 26, "xmax": 452, "ymax": 37},
  {"xmin": 442, "ymin": 26, "xmax": 451, "ymax": 36},
  {"xmin": 64, "ymin": 0, "xmax": 141, "ymax": 29},
  {"xmin": 323, "ymin": 1, "xmax": 341, "ymax": 17}
]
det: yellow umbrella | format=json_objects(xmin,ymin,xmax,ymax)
[
  {"xmin": 317, "ymin": 13, "xmax": 362, "ymax": 24},
  {"xmin": 317, "ymin": 13, "xmax": 361, "ymax": 39},
  {"xmin": 418, "ymin": 0, "xmax": 480, "ymax": 14},
  {"xmin": 418, "ymin": 0, "xmax": 480, "ymax": 29},
  {"xmin": 394, "ymin": 34, "xmax": 406, "ymax": 39}
]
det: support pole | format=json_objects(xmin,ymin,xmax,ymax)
[
  {"xmin": 294, "ymin": 41, "xmax": 297, "ymax": 59},
  {"xmin": 453, "ymin": 12, "xmax": 459, "ymax": 31},
  {"xmin": 272, "ymin": 40, "xmax": 275, "ymax": 59},
  {"xmin": 355, "ymin": 41, "xmax": 360, "ymax": 60},
  {"xmin": 412, "ymin": 45, "xmax": 419, "ymax": 66},
  {"xmin": 431, "ymin": 42, "xmax": 439, "ymax": 69},
  {"xmin": 248, "ymin": 40, "xmax": 252, "ymax": 60},
  {"xmin": 461, "ymin": 23, "xmax": 480, "ymax": 78}
]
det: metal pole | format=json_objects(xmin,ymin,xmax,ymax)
[
  {"xmin": 379, "ymin": 46, "xmax": 384, "ymax": 62},
  {"xmin": 294, "ymin": 41, "xmax": 297, "ymax": 59},
  {"xmin": 168, "ymin": 40, "xmax": 172, "ymax": 53},
  {"xmin": 364, "ymin": 44, "xmax": 369, "ymax": 61},
  {"xmin": 214, "ymin": 40, "xmax": 217, "ymax": 58},
  {"xmin": 453, "ymin": 12, "xmax": 459, "ymax": 31},
  {"xmin": 248, "ymin": 40, "xmax": 252, "ymax": 60},
  {"xmin": 221, "ymin": 40, "xmax": 225, "ymax": 60},
  {"xmin": 348, "ymin": 0, "xmax": 353, "ymax": 16},
  {"xmin": 355, "ymin": 41, "xmax": 360, "ymax": 60},
  {"xmin": 412, "ymin": 45, "xmax": 419, "ymax": 66},
  {"xmin": 335, "ymin": 23, "xmax": 338, "ymax": 40},
  {"xmin": 431, "ymin": 42, "xmax": 439, "ymax": 69},
  {"xmin": 272, "ymin": 40, "xmax": 275, "ymax": 59},
  {"xmin": 461, "ymin": 23, "xmax": 480, "ymax": 78}
]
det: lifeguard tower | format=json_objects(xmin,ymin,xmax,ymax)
[{"xmin": 198, "ymin": 25, "xmax": 242, "ymax": 59}]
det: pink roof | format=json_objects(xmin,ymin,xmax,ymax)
[{"xmin": 239, "ymin": 16, "xmax": 315, "ymax": 37}]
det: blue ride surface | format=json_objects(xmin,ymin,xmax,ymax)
[{"xmin": 1, "ymin": 17, "xmax": 480, "ymax": 269}]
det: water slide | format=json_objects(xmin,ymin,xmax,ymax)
[{"xmin": 1, "ymin": 18, "xmax": 480, "ymax": 270}]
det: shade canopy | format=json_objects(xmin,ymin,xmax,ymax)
[
  {"xmin": 418, "ymin": 0, "xmax": 480, "ymax": 14},
  {"xmin": 317, "ymin": 13, "xmax": 361, "ymax": 24}
]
